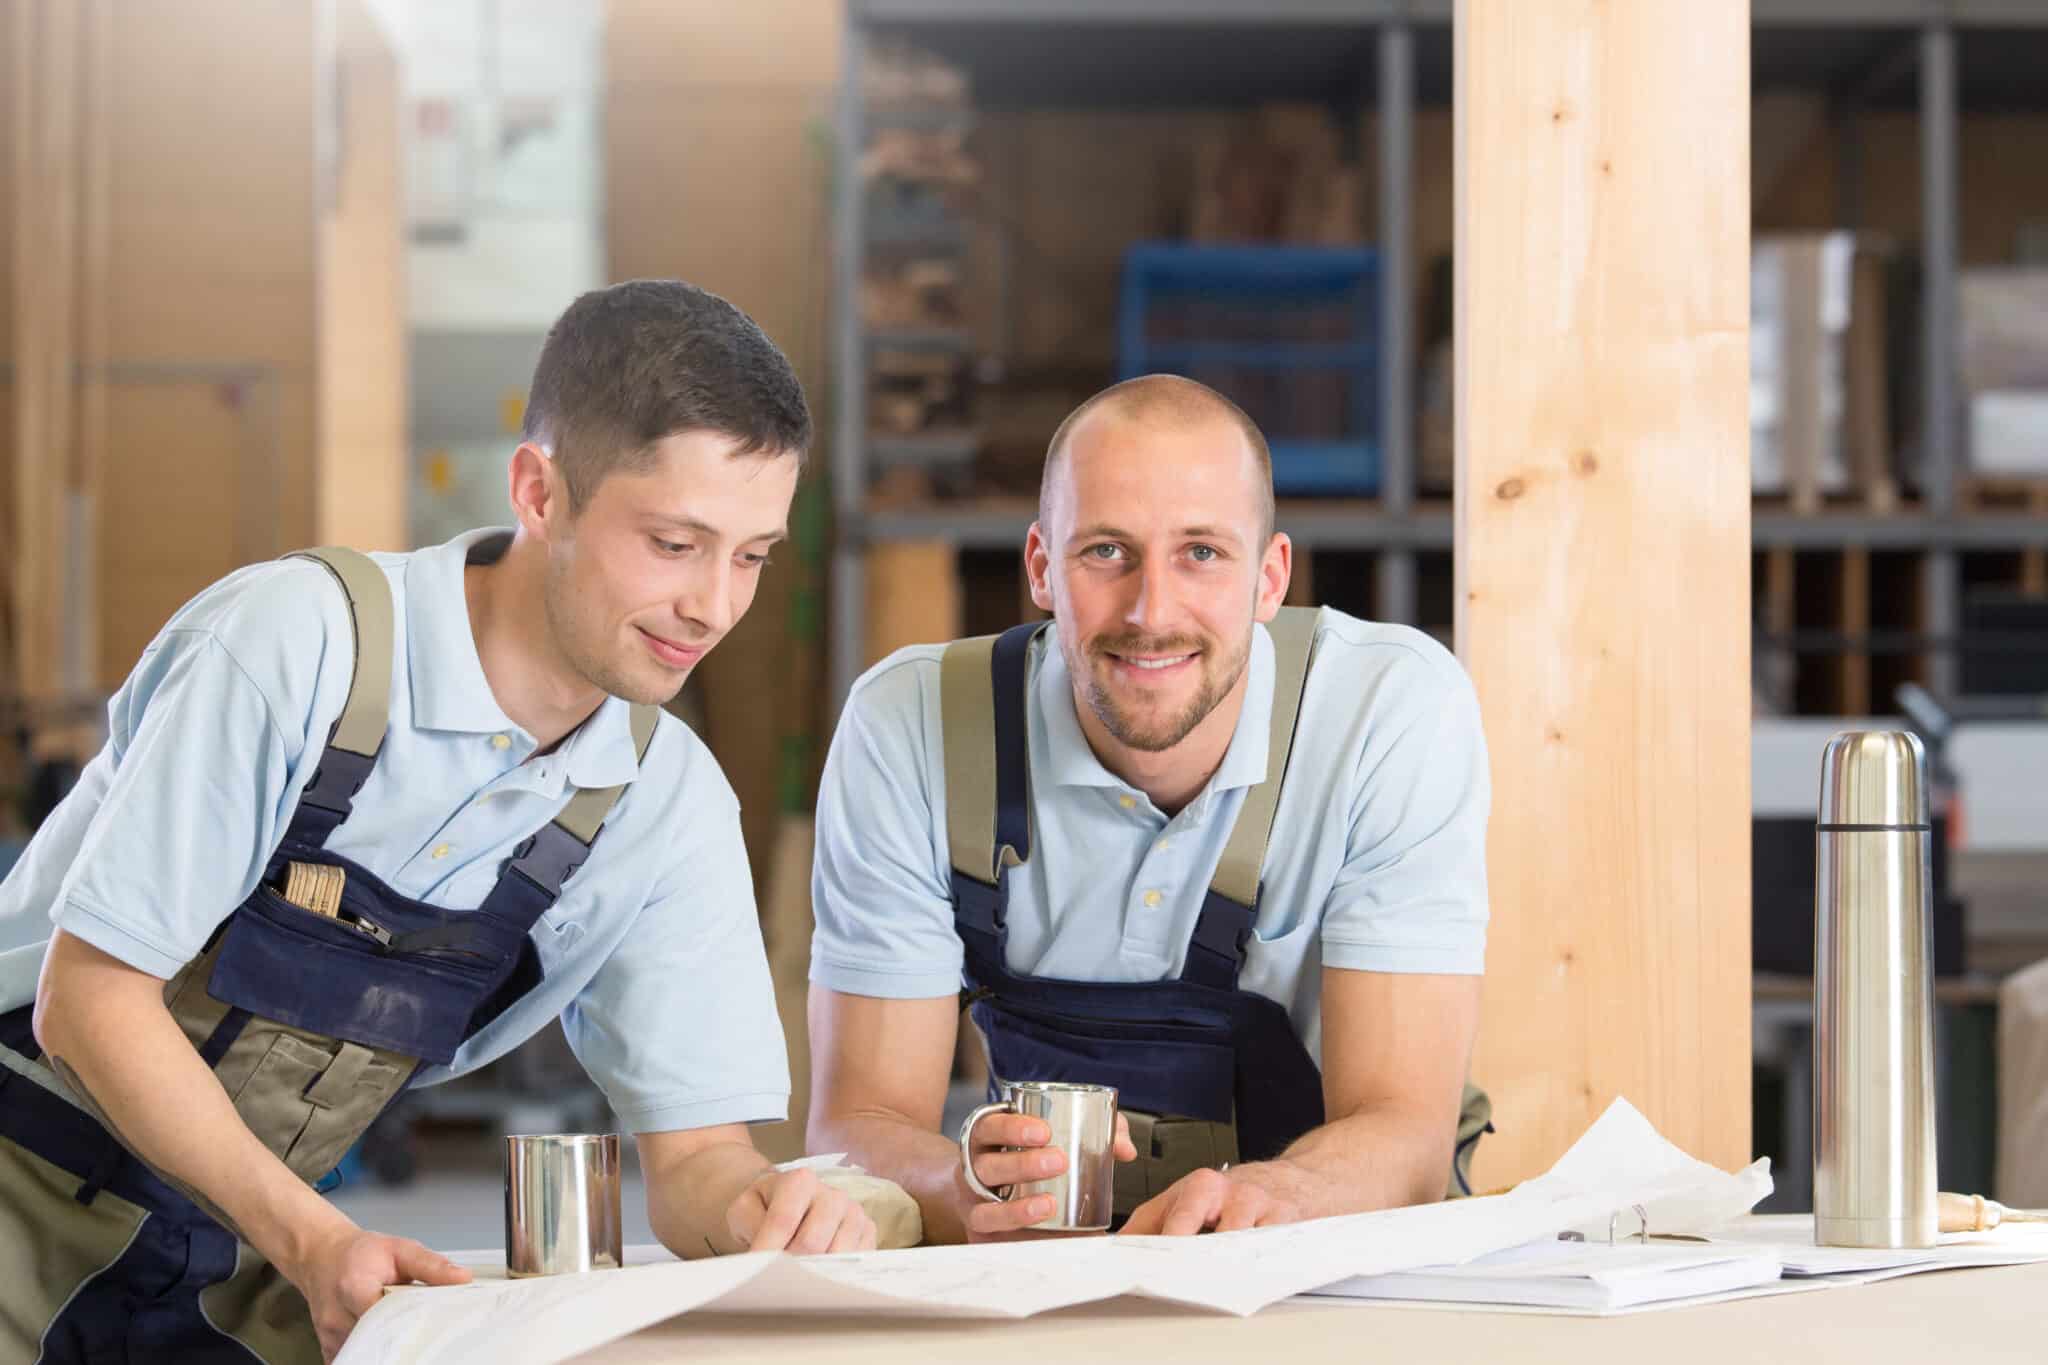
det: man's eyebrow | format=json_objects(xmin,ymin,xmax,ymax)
[
  {"xmin": 1067, "ymin": 522, "xmax": 1245, "ymax": 545},
  {"xmin": 1174, "ymin": 524, "xmax": 1245, "ymax": 544},
  {"xmin": 646, "ymin": 514, "xmax": 788, "ymax": 544}
]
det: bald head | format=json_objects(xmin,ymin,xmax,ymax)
[{"xmin": 1039, "ymin": 375, "xmax": 1275, "ymax": 543}]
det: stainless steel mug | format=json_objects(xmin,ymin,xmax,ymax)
[
  {"xmin": 959, "ymin": 1080, "xmax": 1118, "ymax": 1232},
  {"xmin": 505, "ymin": 1133, "xmax": 623, "ymax": 1276},
  {"xmin": 1813, "ymin": 731, "xmax": 1938, "ymax": 1249}
]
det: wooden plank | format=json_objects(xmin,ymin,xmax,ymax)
[
  {"xmin": 1761, "ymin": 546, "xmax": 1796, "ymax": 714},
  {"xmin": 71, "ymin": 0, "xmax": 113, "ymax": 695},
  {"xmin": 102, "ymin": 0, "xmax": 318, "ymax": 551},
  {"xmin": 97, "ymin": 382, "xmax": 246, "ymax": 680},
  {"xmin": 865, "ymin": 541, "xmax": 961, "ymax": 669},
  {"xmin": 314, "ymin": 0, "xmax": 406, "ymax": 552},
  {"xmin": 1455, "ymin": 0, "xmax": 1751, "ymax": 1183},
  {"xmin": 2022, "ymin": 488, "xmax": 2048, "ymax": 597},
  {"xmin": 11, "ymin": 0, "xmax": 80, "ymax": 705},
  {"xmin": 1840, "ymin": 546, "xmax": 1872, "ymax": 716}
]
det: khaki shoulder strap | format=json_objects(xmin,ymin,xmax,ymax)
[
  {"xmin": 941, "ymin": 633, "xmax": 1008, "ymax": 884},
  {"xmin": 555, "ymin": 703, "xmax": 662, "ymax": 845},
  {"xmin": 1208, "ymin": 606, "xmax": 1322, "ymax": 908},
  {"xmin": 288, "ymin": 547, "xmax": 393, "ymax": 758}
]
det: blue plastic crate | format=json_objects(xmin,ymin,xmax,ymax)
[{"xmin": 1116, "ymin": 243, "xmax": 1382, "ymax": 496}]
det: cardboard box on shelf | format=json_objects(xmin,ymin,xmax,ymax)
[
  {"xmin": 1960, "ymin": 268, "xmax": 2048, "ymax": 396},
  {"xmin": 1750, "ymin": 233, "xmax": 1895, "ymax": 510},
  {"xmin": 1969, "ymin": 390, "xmax": 2048, "ymax": 479}
]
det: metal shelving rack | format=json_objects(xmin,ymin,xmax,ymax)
[{"xmin": 832, "ymin": 0, "xmax": 2048, "ymax": 709}]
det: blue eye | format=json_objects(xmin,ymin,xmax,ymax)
[
  {"xmin": 1084, "ymin": 544, "xmax": 1124, "ymax": 561},
  {"xmin": 1188, "ymin": 545, "xmax": 1219, "ymax": 562}
]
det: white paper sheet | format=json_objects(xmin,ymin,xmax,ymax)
[
  {"xmin": 1310, "ymin": 1238, "xmax": 1784, "ymax": 1311},
  {"xmin": 337, "ymin": 1098, "xmax": 1769, "ymax": 1365},
  {"xmin": 1706, "ymin": 1212, "xmax": 2048, "ymax": 1280}
]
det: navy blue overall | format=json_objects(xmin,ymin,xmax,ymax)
[
  {"xmin": 949, "ymin": 621, "xmax": 1328, "ymax": 1195},
  {"xmin": 0, "ymin": 547, "xmax": 654, "ymax": 1364},
  {"xmin": 946, "ymin": 616, "xmax": 1492, "ymax": 1216}
]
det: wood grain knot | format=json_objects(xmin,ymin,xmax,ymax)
[{"xmin": 1495, "ymin": 477, "xmax": 1526, "ymax": 501}]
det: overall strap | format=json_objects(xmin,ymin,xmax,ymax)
[
  {"xmin": 285, "ymin": 548, "xmax": 394, "ymax": 847},
  {"xmin": 941, "ymin": 623, "xmax": 1041, "ymax": 963},
  {"xmin": 1181, "ymin": 607, "xmax": 1322, "ymax": 990},
  {"xmin": 466, "ymin": 702, "xmax": 663, "ymax": 939}
]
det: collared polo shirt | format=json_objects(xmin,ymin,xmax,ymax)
[
  {"xmin": 0, "ymin": 529, "xmax": 786, "ymax": 1133},
  {"xmin": 809, "ymin": 608, "xmax": 1490, "ymax": 1064}
]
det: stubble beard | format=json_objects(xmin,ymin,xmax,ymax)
[{"xmin": 1074, "ymin": 626, "xmax": 1252, "ymax": 754}]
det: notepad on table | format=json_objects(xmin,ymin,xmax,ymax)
[{"xmin": 1310, "ymin": 1237, "xmax": 1784, "ymax": 1312}]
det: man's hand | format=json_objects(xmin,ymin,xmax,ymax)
[
  {"xmin": 287, "ymin": 1223, "xmax": 472, "ymax": 1362},
  {"xmin": 962, "ymin": 1111, "xmax": 1139, "ymax": 1242},
  {"xmin": 726, "ymin": 1167, "xmax": 878, "ymax": 1255},
  {"xmin": 1119, "ymin": 1161, "xmax": 1308, "ymax": 1236}
]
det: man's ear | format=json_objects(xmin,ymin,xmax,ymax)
[
  {"xmin": 1253, "ymin": 531, "xmax": 1293, "ymax": 623},
  {"xmin": 1025, "ymin": 521, "xmax": 1056, "ymax": 613},
  {"xmin": 508, "ymin": 441, "xmax": 564, "ymax": 539}
]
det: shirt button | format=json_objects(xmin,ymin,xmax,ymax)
[
  {"xmin": 1142, "ymin": 890, "xmax": 1162, "ymax": 908},
  {"xmin": 491, "ymin": 734, "xmax": 511, "ymax": 751},
  {"xmin": 1156, "ymin": 838, "xmax": 1172, "ymax": 852},
  {"xmin": 1118, "ymin": 794, "xmax": 1136, "ymax": 810},
  {"xmin": 431, "ymin": 843, "xmax": 452, "ymax": 860}
]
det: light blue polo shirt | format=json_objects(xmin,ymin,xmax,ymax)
[
  {"xmin": 0, "ymin": 528, "xmax": 787, "ymax": 1134},
  {"xmin": 810, "ymin": 608, "xmax": 1489, "ymax": 1064}
]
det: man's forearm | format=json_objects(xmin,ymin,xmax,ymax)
[
  {"xmin": 643, "ymin": 1139, "xmax": 772, "ymax": 1258},
  {"xmin": 1241, "ymin": 1106, "xmax": 1452, "ymax": 1220},
  {"xmin": 811, "ymin": 1110, "xmax": 977, "ymax": 1245},
  {"xmin": 34, "ymin": 953, "xmax": 357, "ymax": 1281}
]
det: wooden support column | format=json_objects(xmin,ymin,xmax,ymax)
[
  {"xmin": 314, "ymin": 0, "xmax": 407, "ymax": 552},
  {"xmin": 10, "ymin": 0, "xmax": 82, "ymax": 708},
  {"xmin": 1455, "ymin": 0, "xmax": 1751, "ymax": 1182}
]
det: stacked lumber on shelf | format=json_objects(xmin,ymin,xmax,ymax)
[
  {"xmin": 1190, "ymin": 105, "xmax": 1364, "ymax": 246},
  {"xmin": 861, "ymin": 257, "xmax": 963, "ymax": 331},
  {"xmin": 859, "ymin": 41, "xmax": 980, "ymax": 470},
  {"xmin": 868, "ymin": 349, "xmax": 971, "ymax": 436},
  {"xmin": 863, "ymin": 38, "xmax": 968, "ymax": 109}
]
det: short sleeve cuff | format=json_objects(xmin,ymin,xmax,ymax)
[
  {"xmin": 617, "ymin": 1090, "xmax": 789, "ymax": 1135},
  {"xmin": 1320, "ymin": 938, "xmax": 1485, "ymax": 976},
  {"xmin": 50, "ymin": 896, "xmax": 193, "ymax": 980},
  {"xmin": 808, "ymin": 957, "xmax": 961, "ymax": 1001}
]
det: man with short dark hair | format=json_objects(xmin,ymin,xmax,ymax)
[
  {"xmin": 808, "ymin": 374, "xmax": 1491, "ymax": 1243},
  {"xmin": 0, "ymin": 279, "xmax": 872, "ymax": 1365}
]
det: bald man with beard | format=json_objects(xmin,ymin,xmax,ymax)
[{"xmin": 807, "ymin": 375, "xmax": 1494, "ymax": 1243}]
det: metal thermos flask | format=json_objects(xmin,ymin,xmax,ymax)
[{"xmin": 1812, "ymin": 731, "xmax": 1938, "ymax": 1249}]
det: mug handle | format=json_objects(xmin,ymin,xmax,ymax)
[{"xmin": 957, "ymin": 1101, "xmax": 1018, "ymax": 1203}]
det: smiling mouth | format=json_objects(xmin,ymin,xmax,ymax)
[
  {"xmin": 1101, "ymin": 645, "xmax": 1201, "ymax": 682},
  {"xmin": 638, "ymin": 626, "xmax": 708, "ymax": 668}
]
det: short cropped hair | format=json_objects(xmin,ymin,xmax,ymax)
[
  {"xmin": 523, "ymin": 279, "xmax": 811, "ymax": 510},
  {"xmin": 1039, "ymin": 375, "xmax": 1275, "ymax": 542}
]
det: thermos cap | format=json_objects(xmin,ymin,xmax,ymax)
[{"xmin": 1818, "ymin": 730, "xmax": 1928, "ymax": 828}]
